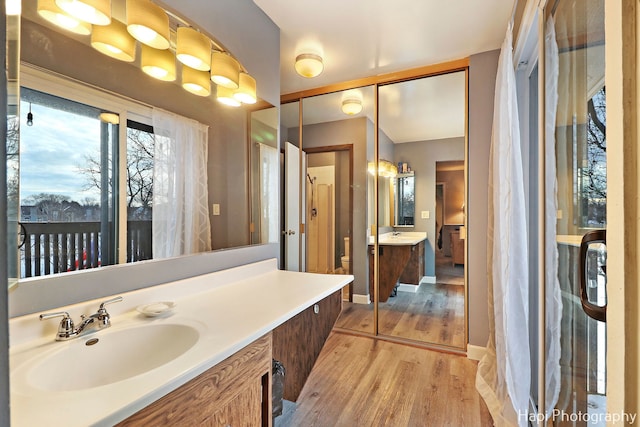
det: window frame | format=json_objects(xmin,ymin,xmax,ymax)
[{"xmin": 20, "ymin": 64, "xmax": 153, "ymax": 267}]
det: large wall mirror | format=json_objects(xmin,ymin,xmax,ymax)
[
  {"xmin": 283, "ymin": 69, "xmax": 468, "ymax": 350},
  {"xmin": 7, "ymin": 2, "xmax": 277, "ymax": 299},
  {"xmin": 376, "ymin": 71, "xmax": 467, "ymax": 348}
]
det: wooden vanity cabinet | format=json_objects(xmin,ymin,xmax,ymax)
[
  {"xmin": 272, "ymin": 290, "xmax": 342, "ymax": 402},
  {"xmin": 399, "ymin": 240, "xmax": 425, "ymax": 284},
  {"xmin": 118, "ymin": 333, "xmax": 272, "ymax": 427}
]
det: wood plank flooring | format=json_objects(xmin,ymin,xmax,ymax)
[
  {"xmin": 334, "ymin": 283, "xmax": 465, "ymax": 347},
  {"xmin": 283, "ymin": 332, "xmax": 492, "ymax": 426}
]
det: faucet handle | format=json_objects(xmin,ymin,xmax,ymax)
[
  {"xmin": 98, "ymin": 296, "xmax": 123, "ymax": 312},
  {"xmin": 39, "ymin": 311, "xmax": 75, "ymax": 340}
]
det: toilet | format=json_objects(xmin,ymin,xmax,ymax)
[{"xmin": 341, "ymin": 237, "xmax": 350, "ymax": 271}]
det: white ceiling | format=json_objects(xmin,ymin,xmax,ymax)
[{"xmin": 254, "ymin": 0, "xmax": 514, "ymax": 143}]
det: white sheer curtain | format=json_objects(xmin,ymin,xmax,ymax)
[
  {"xmin": 259, "ymin": 143, "xmax": 279, "ymax": 243},
  {"xmin": 152, "ymin": 108, "xmax": 211, "ymax": 258},
  {"xmin": 476, "ymin": 23, "xmax": 530, "ymax": 427},
  {"xmin": 544, "ymin": 15, "xmax": 563, "ymax": 417}
]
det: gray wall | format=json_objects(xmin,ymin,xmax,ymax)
[
  {"xmin": 468, "ymin": 49, "xmax": 500, "ymax": 347},
  {"xmin": 10, "ymin": 1, "xmax": 281, "ymax": 316},
  {"xmin": 299, "ymin": 118, "xmax": 370, "ymax": 297},
  {"xmin": 394, "ymin": 137, "xmax": 465, "ymax": 277}
]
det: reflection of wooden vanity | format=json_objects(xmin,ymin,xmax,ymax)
[{"xmin": 368, "ymin": 233, "xmax": 426, "ymax": 302}]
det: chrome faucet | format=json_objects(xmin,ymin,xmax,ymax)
[
  {"xmin": 39, "ymin": 296, "xmax": 123, "ymax": 341},
  {"xmin": 392, "ymin": 231, "xmax": 401, "ymax": 236}
]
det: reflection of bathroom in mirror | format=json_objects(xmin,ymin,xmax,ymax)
[
  {"xmin": 10, "ymin": 2, "xmax": 277, "ymax": 290},
  {"xmin": 292, "ymin": 86, "xmax": 376, "ymax": 335},
  {"xmin": 376, "ymin": 70, "xmax": 467, "ymax": 348}
]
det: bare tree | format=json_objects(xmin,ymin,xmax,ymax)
[
  {"xmin": 582, "ymin": 86, "xmax": 606, "ymax": 225},
  {"xmin": 77, "ymin": 127, "xmax": 154, "ymax": 219}
]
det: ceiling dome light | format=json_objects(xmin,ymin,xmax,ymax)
[
  {"xmin": 216, "ymin": 86, "xmax": 241, "ymax": 107},
  {"xmin": 91, "ymin": 19, "xmax": 135, "ymax": 62},
  {"xmin": 55, "ymin": 0, "xmax": 111, "ymax": 26},
  {"xmin": 126, "ymin": 0, "xmax": 170, "ymax": 50},
  {"xmin": 182, "ymin": 67, "xmax": 211, "ymax": 97},
  {"xmin": 210, "ymin": 51, "xmax": 240, "ymax": 89},
  {"xmin": 341, "ymin": 97, "xmax": 362, "ymax": 115},
  {"xmin": 140, "ymin": 45, "xmax": 176, "ymax": 81},
  {"xmin": 176, "ymin": 27, "xmax": 211, "ymax": 72},
  {"xmin": 38, "ymin": 0, "xmax": 92, "ymax": 35},
  {"xmin": 99, "ymin": 112, "xmax": 120, "ymax": 124},
  {"xmin": 295, "ymin": 53, "xmax": 323, "ymax": 78},
  {"xmin": 233, "ymin": 73, "xmax": 257, "ymax": 104}
]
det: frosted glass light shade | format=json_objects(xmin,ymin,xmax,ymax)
[
  {"xmin": 177, "ymin": 27, "xmax": 211, "ymax": 72},
  {"xmin": 55, "ymin": 0, "xmax": 111, "ymax": 26},
  {"xmin": 233, "ymin": 73, "xmax": 257, "ymax": 104},
  {"xmin": 141, "ymin": 45, "xmax": 176, "ymax": 81},
  {"xmin": 216, "ymin": 86, "xmax": 241, "ymax": 107},
  {"xmin": 341, "ymin": 98, "xmax": 362, "ymax": 115},
  {"xmin": 182, "ymin": 67, "xmax": 211, "ymax": 97},
  {"xmin": 38, "ymin": 0, "xmax": 92, "ymax": 35},
  {"xmin": 126, "ymin": 0, "xmax": 170, "ymax": 50},
  {"xmin": 210, "ymin": 52, "xmax": 239, "ymax": 89},
  {"xmin": 99, "ymin": 112, "xmax": 120, "ymax": 124},
  {"xmin": 295, "ymin": 53, "xmax": 323, "ymax": 78},
  {"xmin": 91, "ymin": 19, "xmax": 135, "ymax": 62}
]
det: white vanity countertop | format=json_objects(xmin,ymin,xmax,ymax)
[
  {"xmin": 9, "ymin": 259, "xmax": 353, "ymax": 427},
  {"xmin": 369, "ymin": 231, "xmax": 427, "ymax": 246}
]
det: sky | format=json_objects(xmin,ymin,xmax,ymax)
[{"xmin": 19, "ymin": 100, "xmax": 103, "ymax": 204}]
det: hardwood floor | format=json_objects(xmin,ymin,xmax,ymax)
[
  {"xmin": 282, "ymin": 332, "xmax": 492, "ymax": 426},
  {"xmin": 334, "ymin": 249, "xmax": 465, "ymax": 346}
]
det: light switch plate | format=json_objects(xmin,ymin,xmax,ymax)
[
  {"xmin": 421, "ymin": 210, "xmax": 429, "ymax": 219},
  {"xmin": 213, "ymin": 204, "xmax": 220, "ymax": 216}
]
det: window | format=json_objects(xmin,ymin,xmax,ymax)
[{"xmin": 18, "ymin": 87, "xmax": 156, "ymax": 278}]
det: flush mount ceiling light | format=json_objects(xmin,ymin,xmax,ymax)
[
  {"xmin": 38, "ymin": 0, "xmax": 92, "ymax": 35},
  {"xmin": 210, "ymin": 51, "xmax": 240, "ymax": 89},
  {"xmin": 182, "ymin": 67, "xmax": 211, "ymax": 97},
  {"xmin": 140, "ymin": 45, "xmax": 176, "ymax": 81},
  {"xmin": 341, "ymin": 97, "xmax": 362, "ymax": 115},
  {"xmin": 233, "ymin": 72, "xmax": 257, "ymax": 104},
  {"xmin": 176, "ymin": 27, "xmax": 211, "ymax": 72},
  {"xmin": 294, "ymin": 53, "xmax": 323, "ymax": 78},
  {"xmin": 6, "ymin": 0, "xmax": 21, "ymax": 15},
  {"xmin": 91, "ymin": 19, "xmax": 135, "ymax": 62},
  {"xmin": 55, "ymin": 0, "xmax": 111, "ymax": 26},
  {"xmin": 126, "ymin": 0, "xmax": 170, "ymax": 50},
  {"xmin": 216, "ymin": 86, "xmax": 241, "ymax": 107},
  {"xmin": 99, "ymin": 112, "xmax": 120, "ymax": 124}
]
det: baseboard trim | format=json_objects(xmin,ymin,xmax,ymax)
[
  {"xmin": 467, "ymin": 344, "xmax": 486, "ymax": 361},
  {"xmin": 419, "ymin": 276, "xmax": 436, "ymax": 285},
  {"xmin": 352, "ymin": 293, "xmax": 371, "ymax": 304},
  {"xmin": 397, "ymin": 283, "xmax": 420, "ymax": 293}
]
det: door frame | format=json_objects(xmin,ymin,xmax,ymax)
[{"xmin": 304, "ymin": 144, "xmax": 354, "ymax": 301}]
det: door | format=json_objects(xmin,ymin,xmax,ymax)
[
  {"xmin": 545, "ymin": 0, "xmax": 607, "ymax": 423},
  {"xmin": 284, "ymin": 141, "xmax": 300, "ymax": 271}
]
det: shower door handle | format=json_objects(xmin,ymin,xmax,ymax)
[
  {"xmin": 282, "ymin": 229, "xmax": 296, "ymax": 236},
  {"xmin": 579, "ymin": 230, "xmax": 607, "ymax": 322}
]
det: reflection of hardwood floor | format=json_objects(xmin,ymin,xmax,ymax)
[
  {"xmin": 334, "ymin": 301, "xmax": 374, "ymax": 334},
  {"xmin": 287, "ymin": 332, "xmax": 492, "ymax": 426},
  {"xmin": 379, "ymin": 283, "xmax": 465, "ymax": 347}
]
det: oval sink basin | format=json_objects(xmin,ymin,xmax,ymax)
[{"xmin": 24, "ymin": 323, "xmax": 199, "ymax": 392}]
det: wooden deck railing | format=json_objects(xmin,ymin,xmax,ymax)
[{"xmin": 20, "ymin": 221, "xmax": 152, "ymax": 278}]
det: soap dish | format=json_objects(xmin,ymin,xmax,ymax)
[{"xmin": 136, "ymin": 301, "xmax": 176, "ymax": 317}]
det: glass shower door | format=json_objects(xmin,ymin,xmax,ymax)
[{"xmin": 546, "ymin": 0, "xmax": 607, "ymax": 424}]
